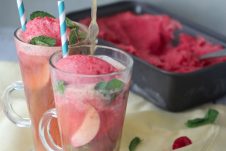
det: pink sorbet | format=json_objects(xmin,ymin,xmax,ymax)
[
  {"xmin": 56, "ymin": 55, "xmax": 118, "ymax": 75},
  {"xmin": 22, "ymin": 17, "xmax": 70, "ymax": 46},
  {"xmin": 80, "ymin": 11, "xmax": 225, "ymax": 73}
]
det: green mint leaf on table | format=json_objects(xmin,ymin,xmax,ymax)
[
  {"xmin": 66, "ymin": 17, "xmax": 77, "ymax": 29},
  {"xmin": 95, "ymin": 79, "xmax": 124, "ymax": 101},
  {"xmin": 129, "ymin": 137, "xmax": 142, "ymax": 151},
  {"xmin": 30, "ymin": 36, "xmax": 56, "ymax": 46},
  {"xmin": 55, "ymin": 81, "xmax": 65, "ymax": 94},
  {"xmin": 30, "ymin": 11, "xmax": 55, "ymax": 20},
  {"xmin": 186, "ymin": 108, "xmax": 219, "ymax": 128}
]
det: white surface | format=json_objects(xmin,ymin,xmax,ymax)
[
  {"xmin": 1, "ymin": 61, "xmax": 226, "ymax": 151},
  {"xmin": 0, "ymin": 62, "xmax": 33, "ymax": 151}
]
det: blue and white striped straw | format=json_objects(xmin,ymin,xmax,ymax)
[
  {"xmin": 58, "ymin": 0, "xmax": 68, "ymax": 57},
  {"xmin": 16, "ymin": 0, "xmax": 26, "ymax": 31}
]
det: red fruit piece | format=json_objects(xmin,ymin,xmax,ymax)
[{"xmin": 172, "ymin": 136, "xmax": 192, "ymax": 150}]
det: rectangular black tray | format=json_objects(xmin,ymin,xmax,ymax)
[{"xmin": 67, "ymin": 1, "xmax": 226, "ymax": 112}]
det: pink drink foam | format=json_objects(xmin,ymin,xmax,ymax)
[
  {"xmin": 55, "ymin": 84, "xmax": 127, "ymax": 150},
  {"xmin": 55, "ymin": 55, "xmax": 126, "ymax": 150}
]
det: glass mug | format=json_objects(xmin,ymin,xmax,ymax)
[
  {"xmin": 39, "ymin": 45, "xmax": 133, "ymax": 151},
  {"xmin": 2, "ymin": 23, "xmax": 87, "ymax": 151}
]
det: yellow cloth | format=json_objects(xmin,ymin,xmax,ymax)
[{"xmin": 0, "ymin": 61, "xmax": 226, "ymax": 151}]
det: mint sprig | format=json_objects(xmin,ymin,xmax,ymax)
[
  {"xmin": 69, "ymin": 28, "xmax": 86, "ymax": 45},
  {"xmin": 66, "ymin": 17, "xmax": 77, "ymax": 29},
  {"xmin": 129, "ymin": 137, "xmax": 142, "ymax": 151},
  {"xmin": 95, "ymin": 79, "xmax": 124, "ymax": 101},
  {"xmin": 186, "ymin": 108, "xmax": 219, "ymax": 128},
  {"xmin": 30, "ymin": 11, "xmax": 55, "ymax": 20},
  {"xmin": 69, "ymin": 28, "xmax": 79, "ymax": 45},
  {"xmin": 55, "ymin": 81, "xmax": 65, "ymax": 94},
  {"xmin": 69, "ymin": 30, "xmax": 87, "ymax": 45},
  {"xmin": 30, "ymin": 36, "xmax": 56, "ymax": 46},
  {"xmin": 67, "ymin": 17, "xmax": 87, "ymax": 45}
]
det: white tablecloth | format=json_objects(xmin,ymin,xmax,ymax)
[{"xmin": 1, "ymin": 61, "xmax": 226, "ymax": 151}]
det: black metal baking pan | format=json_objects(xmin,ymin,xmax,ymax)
[{"xmin": 67, "ymin": 1, "xmax": 226, "ymax": 112}]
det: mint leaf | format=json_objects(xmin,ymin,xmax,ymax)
[
  {"xmin": 55, "ymin": 81, "xmax": 65, "ymax": 94},
  {"xmin": 66, "ymin": 17, "xmax": 77, "ymax": 29},
  {"xmin": 69, "ymin": 28, "xmax": 79, "ymax": 45},
  {"xmin": 30, "ymin": 36, "xmax": 56, "ymax": 46},
  {"xmin": 95, "ymin": 79, "xmax": 124, "ymax": 101},
  {"xmin": 129, "ymin": 137, "xmax": 142, "ymax": 151},
  {"xmin": 69, "ymin": 27, "xmax": 87, "ymax": 45},
  {"xmin": 30, "ymin": 11, "xmax": 55, "ymax": 20},
  {"xmin": 105, "ymin": 79, "xmax": 124, "ymax": 91},
  {"xmin": 186, "ymin": 109, "xmax": 219, "ymax": 128},
  {"xmin": 95, "ymin": 81, "xmax": 107, "ymax": 90},
  {"xmin": 207, "ymin": 109, "xmax": 219, "ymax": 123}
]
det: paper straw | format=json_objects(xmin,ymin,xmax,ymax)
[
  {"xmin": 58, "ymin": 0, "xmax": 68, "ymax": 57},
  {"xmin": 16, "ymin": 0, "xmax": 26, "ymax": 31}
]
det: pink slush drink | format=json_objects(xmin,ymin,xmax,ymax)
[
  {"xmin": 40, "ymin": 45, "xmax": 133, "ymax": 151},
  {"xmin": 14, "ymin": 11, "xmax": 87, "ymax": 151}
]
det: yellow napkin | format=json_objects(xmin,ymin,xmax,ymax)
[
  {"xmin": 123, "ymin": 96, "xmax": 226, "ymax": 151},
  {"xmin": 0, "ymin": 61, "xmax": 226, "ymax": 151}
]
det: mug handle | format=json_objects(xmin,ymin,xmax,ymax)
[
  {"xmin": 39, "ymin": 108, "xmax": 62, "ymax": 151},
  {"xmin": 2, "ymin": 81, "xmax": 31, "ymax": 128}
]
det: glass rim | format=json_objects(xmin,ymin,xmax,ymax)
[
  {"xmin": 14, "ymin": 28, "xmax": 61, "ymax": 48},
  {"xmin": 49, "ymin": 45, "xmax": 134, "ymax": 78}
]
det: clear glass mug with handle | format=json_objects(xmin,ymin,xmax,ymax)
[
  {"xmin": 39, "ymin": 45, "xmax": 133, "ymax": 151},
  {"xmin": 2, "ymin": 22, "xmax": 88, "ymax": 151}
]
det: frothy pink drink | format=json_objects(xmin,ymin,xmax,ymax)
[
  {"xmin": 55, "ymin": 55, "xmax": 127, "ymax": 151},
  {"xmin": 13, "ymin": 12, "xmax": 87, "ymax": 151},
  {"xmin": 39, "ymin": 45, "xmax": 133, "ymax": 151}
]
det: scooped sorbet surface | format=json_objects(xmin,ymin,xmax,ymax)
[
  {"xmin": 21, "ymin": 17, "xmax": 70, "ymax": 46},
  {"xmin": 81, "ymin": 11, "xmax": 225, "ymax": 73},
  {"xmin": 56, "ymin": 55, "xmax": 118, "ymax": 75}
]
